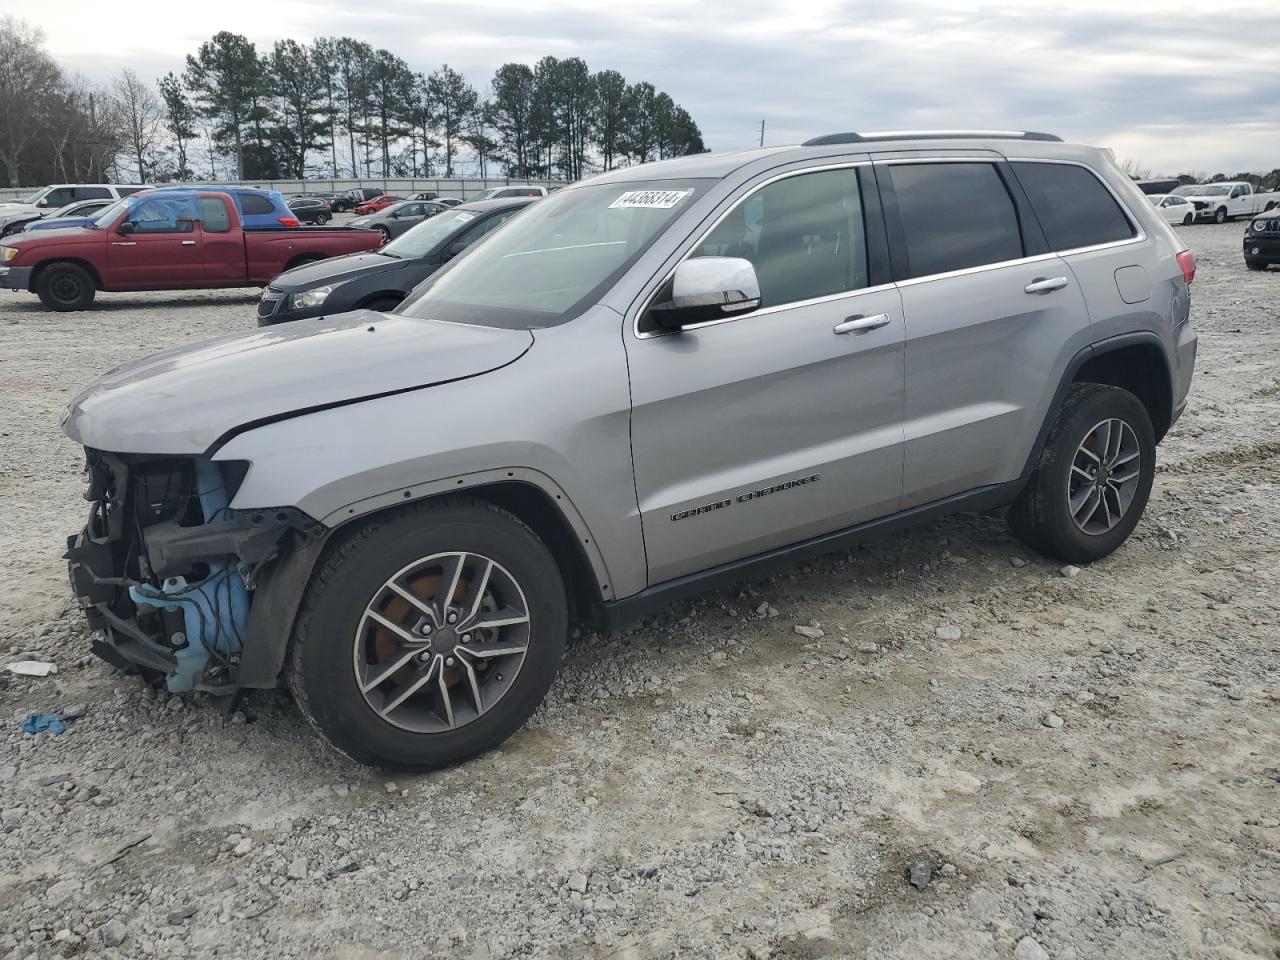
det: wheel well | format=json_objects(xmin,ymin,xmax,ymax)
[
  {"xmin": 284, "ymin": 253, "xmax": 327, "ymax": 271},
  {"xmin": 1073, "ymin": 343, "xmax": 1173, "ymax": 440},
  {"xmin": 464, "ymin": 482, "xmax": 604, "ymax": 628},
  {"xmin": 336, "ymin": 481, "xmax": 605, "ymax": 627},
  {"xmin": 357, "ymin": 291, "xmax": 405, "ymax": 309},
  {"xmin": 31, "ymin": 258, "xmax": 103, "ymax": 291}
]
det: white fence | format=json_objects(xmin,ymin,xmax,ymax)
[{"xmin": 0, "ymin": 177, "xmax": 566, "ymax": 203}]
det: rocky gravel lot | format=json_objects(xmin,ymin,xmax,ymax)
[{"xmin": 1, "ymin": 222, "xmax": 1277, "ymax": 959}]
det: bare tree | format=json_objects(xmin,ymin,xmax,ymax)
[
  {"xmin": 110, "ymin": 68, "xmax": 164, "ymax": 181},
  {"xmin": 1118, "ymin": 157, "xmax": 1152, "ymax": 180},
  {"xmin": 0, "ymin": 17, "xmax": 63, "ymax": 186}
]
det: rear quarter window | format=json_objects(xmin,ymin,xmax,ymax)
[
  {"xmin": 239, "ymin": 194, "xmax": 276, "ymax": 215},
  {"xmin": 1011, "ymin": 162, "xmax": 1136, "ymax": 251}
]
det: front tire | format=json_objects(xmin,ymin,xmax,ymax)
[
  {"xmin": 375, "ymin": 225, "xmax": 391, "ymax": 245},
  {"xmin": 317, "ymin": 212, "xmax": 332, "ymax": 224},
  {"xmin": 1245, "ymin": 259, "xmax": 1267, "ymax": 271},
  {"xmin": 1214, "ymin": 207, "xmax": 1228, "ymax": 224},
  {"xmin": 288, "ymin": 498, "xmax": 568, "ymax": 770},
  {"xmin": 36, "ymin": 262, "xmax": 96, "ymax": 311},
  {"xmin": 1181, "ymin": 213, "xmax": 1193, "ymax": 225},
  {"xmin": 1008, "ymin": 384, "xmax": 1156, "ymax": 564}
]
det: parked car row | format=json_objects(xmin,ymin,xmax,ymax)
[{"xmin": 1170, "ymin": 181, "xmax": 1280, "ymax": 223}]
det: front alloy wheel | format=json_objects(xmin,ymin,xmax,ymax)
[
  {"xmin": 354, "ymin": 551, "xmax": 530, "ymax": 733},
  {"xmin": 288, "ymin": 498, "xmax": 567, "ymax": 770}
]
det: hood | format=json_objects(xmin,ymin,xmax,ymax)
[
  {"xmin": 62, "ymin": 310, "xmax": 533, "ymax": 455},
  {"xmin": 4, "ymin": 226, "xmax": 103, "ymax": 255},
  {"xmin": 271, "ymin": 251, "xmax": 400, "ymax": 291},
  {"xmin": 0, "ymin": 202, "xmax": 36, "ymax": 218},
  {"xmin": 27, "ymin": 216, "xmax": 97, "ymax": 233}
]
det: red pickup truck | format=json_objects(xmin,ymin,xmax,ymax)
[{"xmin": 0, "ymin": 190, "xmax": 382, "ymax": 311}]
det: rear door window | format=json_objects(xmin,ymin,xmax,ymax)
[
  {"xmin": 888, "ymin": 162, "xmax": 1023, "ymax": 278},
  {"xmin": 77, "ymin": 187, "xmax": 112, "ymax": 200},
  {"xmin": 1011, "ymin": 161, "xmax": 1135, "ymax": 251}
]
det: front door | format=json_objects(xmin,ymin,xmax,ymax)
[
  {"xmin": 105, "ymin": 194, "xmax": 204, "ymax": 289},
  {"xmin": 626, "ymin": 165, "xmax": 906, "ymax": 585}
]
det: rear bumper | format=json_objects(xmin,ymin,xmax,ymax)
[{"xmin": 0, "ymin": 265, "xmax": 34, "ymax": 291}]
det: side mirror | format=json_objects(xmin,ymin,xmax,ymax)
[
  {"xmin": 117, "ymin": 221, "xmax": 135, "ymax": 235},
  {"xmin": 649, "ymin": 257, "xmax": 761, "ymax": 331},
  {"xmin": 443, "ymin": 241, "xmax": 467, "ymax": 261}
]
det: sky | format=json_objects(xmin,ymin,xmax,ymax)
[{"xmin": 9, "ymin": 0, "xmax": 1280, "ymax": 175}]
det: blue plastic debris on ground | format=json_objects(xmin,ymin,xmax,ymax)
[{"xmin": 21, "ymin": 713, "xmax": 66, "ymax": 735}]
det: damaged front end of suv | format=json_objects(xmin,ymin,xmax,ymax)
[{"xmin": 66, "ymin": 450, "xmax": 324, "ymax": 694}]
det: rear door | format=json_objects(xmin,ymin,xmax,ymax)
[
  {"xmin": 880, "ymin": 158, "xmax": 1092, "ymax": 508},
  {"xmin": 105, "ymin": 195, "xmax": 205, "ymax": 289},
  {"xmin": 626, "ymin": 163, "xmax": 907, "ymax": 584}
]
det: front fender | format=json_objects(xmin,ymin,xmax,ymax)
[{"xmin": 212, "ymin": 308, "xmax": 645, "ymax": 599}]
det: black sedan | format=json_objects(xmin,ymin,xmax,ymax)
[
  {"xmin": 287, "ymin": 196, "xmax": 334, "ymax": 224},
  {"xmin": 347, "ymin": 200, "xmax": 450, "ymax": 243},
  {"xmin": 257, "ymin": 198, "xmax": 532, "ymax": 325}
]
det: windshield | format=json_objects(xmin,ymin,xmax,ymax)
[
  {"xmin": 91, "ymin": 198, "xmax": 129, "ymax": 227},
  {"xmin": 466, "ymin": 188, "xmax": 498, "ymax": 201},
  {"xmin": 19, "ymin": 187, "xmax": 51, "ymax": 205},
  {"xmin": 382, "ymin": 207, "xmax": 489, "ymax": 258},
  {"xmin": 91, "ymin": 198, "xmax": 130, "ymax": 228},
  {"xmin": 1173, "ymin": 184, "xmax": 1229, "ymax": 196},
  {"xmin": 399, "ymin": 178, "xmax": 710, "ymax": 329}
]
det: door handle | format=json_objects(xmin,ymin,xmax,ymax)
[
  {"xmin": 833, "ymin": 313, "xmax": 891, "ymax": 335},
  {"xmin": 1024, "ymin": 276, "xmax": 1069, "ymax": 294},
  {"xmin": 181, "ymin": 240, "xmax": 196, "ymax": 246}
]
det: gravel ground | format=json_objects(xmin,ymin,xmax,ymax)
[{"xmin": 0, "ymin": 223, "xmax": 1277, "ymax": 960}]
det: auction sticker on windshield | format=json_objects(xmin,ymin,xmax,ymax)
[
  {"xmin": 454, "ymin": 212, "xmax": 477, "ymax": 222},
  {"xmin": 609, "ymin": 189, "xmax": 693, "ymax": 210}
]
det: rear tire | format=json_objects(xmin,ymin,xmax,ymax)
[
  {"xmin": 1008, "ymin": 384, "xmax": 1155, "ymax": 564},
  {"xmin": 287, "ymin": 498, "xmax": 567, "ymax": 770},
  {"xmin": 35, "ymin": 262, "xmax": 95, "ymax": 311}
]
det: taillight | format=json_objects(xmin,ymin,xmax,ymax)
[
  {"xmin": 278, "ymin": 216, "xmax": 300, "ymax": 228},
  {"xmin": 1176, "ymin": 249, "xmax": 1196, "ymax": 285}
]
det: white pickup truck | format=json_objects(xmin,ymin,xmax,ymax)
[{"xmin": 1171, "ymin": 182, "xmax": 1280, "ymax": 223}]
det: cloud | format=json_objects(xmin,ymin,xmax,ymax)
[{"xmin": 9, "ymin": 0, "xmax": 1279, "ymax": 173}]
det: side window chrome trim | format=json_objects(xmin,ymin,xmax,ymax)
[
  {"xmin": 1004, "ymin": 156, "xmax": 1148, "ymax": 255},
  {"xmin": 631, "ymin": 160, "xmax": 874, "ymax": 340}
]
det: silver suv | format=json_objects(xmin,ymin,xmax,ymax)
[{"xmin": 61, "ymin": 131, "xmax": 1198, "ymax": 769}]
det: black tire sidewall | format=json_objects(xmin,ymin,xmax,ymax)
[
  {"xmin": 37, "ymin": 264, "xmax": 94, "ymax": 311},
  {"xmin": 1034, "ymin": 387, "xmax": 1156, "ymax": 563},
  {"xmin": 294, "ymin": 504, "xmax": 567, "ymax": 770}
]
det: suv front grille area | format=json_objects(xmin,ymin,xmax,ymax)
[
  {"xmin": 65, "ymin": 450, "xmax": 295, "ymax": 693},
  {"xmin": 257, "ymin": 287, "xmax": 284, "ymax": 319}
]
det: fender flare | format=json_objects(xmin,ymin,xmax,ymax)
[
  {"xmin": 1020, "ymin": 331, "xmax": 1171, "ymax": 478},
  {"xmin": 232, "ymin": 466, "xmax": 615, "ymax": 689}
]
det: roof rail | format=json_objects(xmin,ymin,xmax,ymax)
[{"xmin": 802, "ymin": 130, "xmax": 1063, "ymax": 146}]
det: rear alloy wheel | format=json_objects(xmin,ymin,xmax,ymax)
[
  {"xmin": 288, "ymin": 499, "xmax": 567, "ymax": 770},
  {"xmin": 1007, "ymin": 384, "xmax": 1155, "ymax": 563},
  {"xmin": 36, "ymin": 262, "xmax": 95, "ymax": 311}
]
